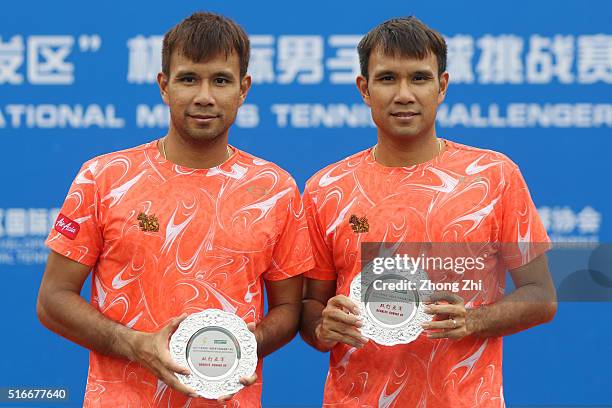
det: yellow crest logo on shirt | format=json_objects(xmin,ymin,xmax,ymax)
[
  {"xmin": 137, "ymin": 212, "xmax": 159, "ymax": 232},
  {"xmin": 349, "ymin": 214, "xmax": 369, "ymax": 233}
]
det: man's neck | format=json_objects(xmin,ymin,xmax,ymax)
[
  {"xmin": 160, "ymin": 131, "xmax": 232, "ymax": 169},
  {"xmin": 373, "ymin": 134, "xmax": 443, "ymax": 168}
]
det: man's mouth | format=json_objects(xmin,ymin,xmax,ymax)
[
  {"xmin": 391, "ymin": 112, "xmax": 419, "ymax": 117},
  {"xmin": 189, "ymin": 113, "xmax": 218, "ymax": 119}
]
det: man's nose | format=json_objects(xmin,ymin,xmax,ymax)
[
  {"xmin": 193, "ymin": 82, "xmax": 215, "ymax": 106},
  {"xmin": 394, "ymin": 80, "xmax": 416, "ymax": 104}
]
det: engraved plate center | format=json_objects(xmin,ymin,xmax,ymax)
[
  {"xmin": 186, "ymin": 327, "xmax": 240, "ymax": 380},
  {"xmin": 364, "ymin": 276, "xmax": 419, "ymax": 328}
]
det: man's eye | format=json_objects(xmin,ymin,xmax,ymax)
[
  {"xmin": 215, "ymin": 78, "xmax": 230, "ymax": 85},
  {"xmin": 380, "ymin": 76, "xmax": 394, "ymax": 81},
  {"xmin": 180, "ymin": 76, "xmax": 196, "ymax": 83},
  {"xmin": 414, "ymin": 75, "xmax": 429, "ymax": 82}
]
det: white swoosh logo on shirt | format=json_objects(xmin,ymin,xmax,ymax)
[
  {"xmin": 449, "ymin": 198, "xmax": 499, "ymax": 235},
  {"xmin": 75, "ymin": 161, "xmax": 98, "ymax": 185},
  {"xmin": 326, "ymin": 197, "xmax": 357, "ymax": 235},
  {"xmin": 378, "ymin": 377, "xmax": 408, "ymax": 408},
  {"xmin": 112, "ymin": 265, "xmax": 140, "ymax": 289},
  {"xmin": 161, "ymin": 205, "xmax": 196, "ymax": 254},
  {"xmin": 449, "ymin": 339, "xmax": 488, "ymax": 383},
  {"xmin": 412, "ymin": 168, "xmax": 459, "ymax": 193},
  {"xmin": 465, "ymin": 155, "xmax": 501, "ymax": 175},
  {"xmin": 239, "ymin": 187, "xmax": 292, "ymax": 223},
  {"xmin": 319, "ymin": 165, "xmax": 352, "ymax": 187},
  {"xmin": 102, "ymin": 170, "xmax": 146, "ymax": 207}
]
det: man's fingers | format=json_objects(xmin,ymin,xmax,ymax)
[
  {"xmin": 160, "ymin": 313, "xmax": 188, "ymax": 338},
  {"xmin": 217, "ymin": 394, "xmax": 233, "ymax": 403},
  {"xmin": 337, "ymin": 333, "xmax": 368, "ymax": 348},
  {"xmin": 239, "ymin": 373, "xmax": 258, "ymax": 386},
  {"xmin": 216, "ymin": 374, "xmax": 258, "ymax": 403},
  {"xmin": 323, "ymin": 307, "xmax": 363, "ymax": 327},
  {"xmin": 321, "ymin": 327, "xmax": 368, "ymax": 348},
  {"xmin": 426, "ymin": 327, "xmax": 467, "ymax": 340},
  {"xmin": 320, "ymin": 299, "xmax": 368, "ymax": 348},
  {"xmin": 421, "ymin": 317, "xmax": 465, "ymax": 331},
  {"xmin": 328, "ymin": 295, "xmax": 359, "ymax": 314},
  {"xmin": 155, "ymin": 332, "xmax": 191, "ymax": 376},
  {"xmin": 246, "ymin": 322, "xmax": 256, "ymax": 333},
  {"xmin": 425, "ymin": 291, "xmax": 464, "ymax": 305},
  {"xmin": 424, "ymin": 304, "xmax": 465, "ymax": 317},
  {"xmin": 161, "ymin": 353, "xmax": 191, "ymax": 376},
  {"xmin": 159, "ymin": 369, "xmax": 198, "ymax": 397},
  {"xmin": 323, "ymin": 320, "xmax": 367, "ymax": 343},
  {"xmin": 170, "ymin": 313, "xmax": 189, "ymax": 330}
]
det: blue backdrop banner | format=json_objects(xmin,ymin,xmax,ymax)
[{"xmin": 1, "ymin": 0, "xmax": 610, "ymax": 406}]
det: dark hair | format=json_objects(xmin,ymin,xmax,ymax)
[
  {"xmin": 357, "ymin": 16, "xmax": 447, "ymax": 79},
  {"xmin": 162, "ymin": 12, "xmax": 250, "ymax": 78}
]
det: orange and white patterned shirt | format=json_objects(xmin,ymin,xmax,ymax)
[
  {"xmin": 46, "ymin": 140, "xmax": 314, "ymax": 407},
  {"xmin": 304, "ymin": 139, "xmax": 550, "ymax": 408}
]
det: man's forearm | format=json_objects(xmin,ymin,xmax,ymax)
[
  {"xmin": 37, "ymin": 289, "xmax": 137, "ymax": 360},
  {"xmin": 467, "ymin": 283, "xmax": 557, "ymax": 338},
  {"xmin": 299, "ymin": 298, "xmax": 329, "ymax": 352},
  {"xmin": 255, "ymin": 302, "xmax": 302, "ymax": 357}
]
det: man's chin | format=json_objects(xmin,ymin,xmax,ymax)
[
  {"xmin": 387, "ymin": 129, "xmax": 421, "ymax": 139},
  {"xmin": 183, "ymin": 127, "xmax": 224, "ymax": 141}
]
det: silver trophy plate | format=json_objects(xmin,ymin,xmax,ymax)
[
  {"xmin": 349, "ymin": 262, "xmax": 433, "ymax": 346},
  {"xmin": 169, "ymin": 309, "xmax": 257, "ymax": 399}
]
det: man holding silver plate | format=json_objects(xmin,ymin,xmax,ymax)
[
  {"xmin": 300, "ymin": 17, "xmax": 557, "ymax": 407},
  {"xmin": 37, "ymin": 12, "xmax": 313, "ymax": 407}
]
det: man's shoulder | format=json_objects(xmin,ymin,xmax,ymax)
[
  {"xmin": 79, "ymin": 141, "xmax": 154, "ymax": 177},
  {"xmin": 305, "ymin": 149, "xmax": 368, "ymax": 194},
  {"xmin": 237, "ymin": 148, "xmax": 299, "ymax": 188},
  {"xmin": 446, "ymin": 139, "xmax": 520, "ymax": 172}
]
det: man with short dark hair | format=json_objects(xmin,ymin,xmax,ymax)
[
  {"xmin": 300, "ymin": 17, "xmax": 556, "ymax": 407},
  {"xmin": 37, "ymin": 12, "xmax": 313, "ymax": 407}
]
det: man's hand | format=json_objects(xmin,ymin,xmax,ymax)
[
  {"xmin": 216, "ymin": 322, "xmax": 259, "ymax": 404},
  {"xmin": 421, "ymin": 254, "xmax": 557, "ymax": 339},
  {"xmin": 421, "ymin": 291, "xmax": 471, "ymax": 340},
  {"xmin": 315, "ymin": 295, "xmax": 369, "ymax": 349},
  {"xmin": 125, "ymin": 314, "xmax": 198, "ymax": 398},
  {"xmin": 38, "ymin": 253, "xmax": 200, "ymax": 397},
  {"xmin": 216, "ymin": 375, "xmax": 258, "ymax": 404}
]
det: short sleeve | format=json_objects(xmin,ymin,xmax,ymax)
[
  {"xmin": 46, "ymin": 160, "xmax": 103, "ymax": 267},
  {"xmin": 302, "ymin": 181, "xmax": 337, "ymax": 281},
  {"xmin": 263, "ymin": 178, "xmax": 314, "ymax": 281},
  {"xmin": 499, "ymin": 164, "xmax": 551, "ymax": 270}
]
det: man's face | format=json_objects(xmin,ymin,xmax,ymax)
[
  {"xmin": 158, "ymin": 50, "xmax": 251, "ymax": 143},
  {"xmin": 357, "ymin": 49, "xmax": 448, "ymax": 142}
]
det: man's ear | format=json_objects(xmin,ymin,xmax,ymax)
[
  {"xmin": 437, "ymin": 71, "xmax": 449, "ymax": 105},
  {"xmin": 157, "ymin": 72, "xmax": 169, "ymax": 105},
  {"xmin": 239, "ymin": 74, "xmax": 252, "ymax": 106},
  {"xmin": 356, "ymin": 75, "xmax": 371, "ymax": 107}
]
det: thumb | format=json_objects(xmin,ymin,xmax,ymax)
[
  {"xmin": 162, "ymin": 313, "xmax": 188, "ymax": 337},
  {"xmin": 246, "ymin": 322, "xmax": 256, "ymax": 333}
]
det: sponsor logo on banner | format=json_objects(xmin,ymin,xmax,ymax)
[{"xmin": 54, "ymin": 213, "xmax": 80, "ymax": 240}]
